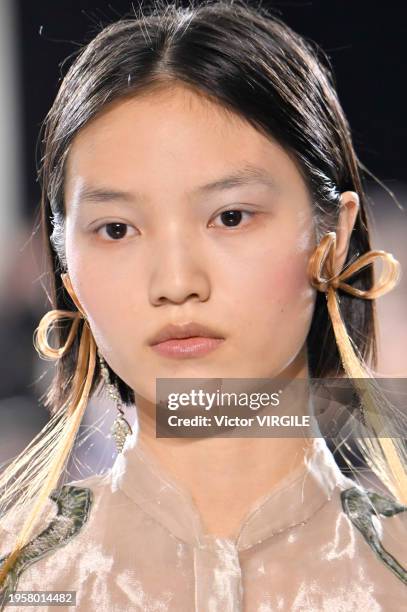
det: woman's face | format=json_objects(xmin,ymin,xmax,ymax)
[{"xmin": 64, "ymin": 85, "xmax": 317, "ymax": 404}]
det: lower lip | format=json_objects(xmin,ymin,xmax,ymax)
[{"xmin": 150, "ymin": 337, "xmax": 225, "ymax": 358}]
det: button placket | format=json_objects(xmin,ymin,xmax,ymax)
[{"xmin": 193, "ymin": 535, "xmax": 243, "ymax": 611}]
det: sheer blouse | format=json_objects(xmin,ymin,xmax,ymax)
[{"xmin": 1, "ymin": 432, "xmax": 407, "ymax": 611}]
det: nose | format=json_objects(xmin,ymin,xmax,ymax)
[{"xmin": 148, "ymin": 231, "xmax": 211, "ymax": 306}]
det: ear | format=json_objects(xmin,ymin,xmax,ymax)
[
  {"xmin": 334, "ymin": 191, "xmax": 360, "ymax": 275},
  {"xmin": 61, "ymin": 273, "xmax": 85, "ymax": 316}
]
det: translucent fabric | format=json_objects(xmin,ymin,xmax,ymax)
[{"xmin": 1, "ymin": 431, "xmax": 407, "ymax": 611}]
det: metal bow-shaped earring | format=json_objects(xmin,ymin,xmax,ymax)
[
  {"xmin": 34, "ymin": 273, "xmax": 97, "ymax": 418},
  {"xmin": 307, "ymin": 231, "xmax": 401, "ymax": 299}
]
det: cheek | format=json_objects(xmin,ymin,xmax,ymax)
[
  {"xmin": 270, "ymin": 249, "xmax": 314, "ymax": 306},
  {"xmin": 231, "ymin": 247, "xmax": 316, "ymax": 354},
  {"xmin": 65, "ymin": 244, "xmax": 134, "ymax": 361}
]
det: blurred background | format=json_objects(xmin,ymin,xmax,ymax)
[{"xmin": 0, "ymin": 1, "xmax": 406, "ymax": 482}]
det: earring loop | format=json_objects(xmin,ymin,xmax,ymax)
[
  {"xmin": 308, "ymin": 231, "xmax": 401, "ymax": 299},
  {"xmin": 34, "ymin": 310, "xmax": 82, "ymax": 360},
  {"xmin": 34, "ymin": 273, "xmax": 87, "ymax": 360}
]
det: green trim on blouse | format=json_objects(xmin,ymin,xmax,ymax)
[
  {"xmin": 341, "ymin": 486, "xmax": 407, "ymax": 586},
  {"xmin": 0, "ymin": 485, "xmax": 92, "ymax": 610},
  {"xmin": 1, "ymin": 483, "xmax": 406, "ymax": 610}
]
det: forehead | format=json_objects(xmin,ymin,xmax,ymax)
[{"xmin": 64, "ymin": 84, "xmax": 307, "ymax": 200}]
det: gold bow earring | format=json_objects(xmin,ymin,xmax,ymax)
[
  {"xmin": 307, "ymin": 231, "xmax": 407, "ymax": 507},
  {"xmin": 307, "ymin": 231, "xmax": 401, "ymax": 378},
  {"xmin": 34, "ymin": 273, "xmax": 132, "ymax": 453},
  {"xmin": 34, "ymin": 273, "xmax": 96, "ymax": 418}
]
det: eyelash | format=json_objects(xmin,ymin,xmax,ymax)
[{"xmin": 93, "ymin": 208, "xmax": 257, "ymax": 241}]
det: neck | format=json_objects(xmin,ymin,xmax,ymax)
[{"xmin": 133, "ymin": 359, "xmax": 314, "ymax": 539}]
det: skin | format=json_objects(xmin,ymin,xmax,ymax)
[{"xmin": 64, "ymin": 84, "xmax": 359, "ymax": 538}]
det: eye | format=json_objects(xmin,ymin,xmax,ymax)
[
  {"xmin": 209, "ymin": 209, "xmax": 256, "ymax": 229},
  {"xmin": 95, "ymin": 222, "xmax": 137, "ymax": 241}
]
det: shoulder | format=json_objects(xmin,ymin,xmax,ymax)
[
  {"xmin": 0, "ymin": 470, "xmax": 108, "ymax": 539},
  {"xmin": 0, "ymin": 471, "xmax": 110, "ymax": 581},
  {"xmin": 340, "ymin": 483, "xmax": 407, "ymax": 588}
]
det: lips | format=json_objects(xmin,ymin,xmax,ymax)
[
  {"xmin": 150, "ymin": 336, "xmax": 225, "ymax": 359},
  {"xmin": 148, "ymin": 321, "xmax": 225, "ymax": 346}
]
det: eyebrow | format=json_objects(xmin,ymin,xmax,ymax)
[{"xmin": 75, "ymin": 163, "xmax": 278, "ymax": 205}]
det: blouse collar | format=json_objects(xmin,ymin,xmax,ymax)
[{"xmin": 110, "ymin": 429, "xmax": 352, "ymax": 551}]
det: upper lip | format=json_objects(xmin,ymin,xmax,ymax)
[{"xmin": 148, "ymin": 322, "xmax": 225, "ymax": 345}]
